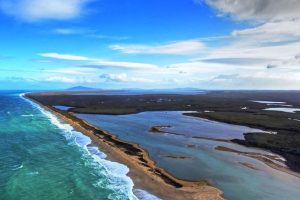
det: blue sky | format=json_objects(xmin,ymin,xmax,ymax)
[{"xmin": 1, "ymin": 0, "xmax": 300, "ymax": 90}]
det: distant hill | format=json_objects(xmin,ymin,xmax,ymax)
[{"xmin": 66, "ymin": 86, "xmax": 96, "ymax": 91}]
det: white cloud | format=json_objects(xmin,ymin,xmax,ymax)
[
  {"xmin": 85, "ymin": 60, "xmax": 158, "ymax": 70},
  {"xmin": 0, "ymin": 0, "xmax": 93, "ymax": 21},
  {"xmin": 51, "ymin": 28, "xmax": 129, "ymax": 41},
  {"xmin": 204, "ymin": 42, "xmax": 300, "ymax": 62},
  {"xmin": 45, "ymin": 76, "xmax": 78, "ymax": 83},
  {"xmin": 232, "ymin": 19, "xmax": 300, "ymax": 43},
  {"xmin": 44, "ymin": 75, "xmax": 100, "ymax": 83},
  {"xmin": 39, "ymin": 52, "xmax": 159, "ymax": 70},
  {"xmin": 208, "ymin": 70, "xmax": 300, "ymax": 90},
  {"xmin": 99, "ymin": 73, "xmax": 127, "ymax": 82},
  {"xmin": 195, "ymin": 37, "xmax": 300, "ymax": 72},
  {"xmin": 160, "ymin": 55, "xmax": 300, "ymax": 89},
  {"xmin": 52, "ymin": 28, "xmax": 84, "ymax": 35},
  {"xmin": 99, "ymin": 73, "xmax": 156, "ymax": 83},
  {"xmin": 204, "ymin": 0, "xmax": 300, "ymax": 21},
  {"xmin": 40, "ymin": 53, "xmax": 91, "ymax": 61},
  {"xmin": 32, "ymin": 0, "xmax": 300, "ymax": 89},
  {"xmin": 212, "ymin": 73, "xmax": 239, "ymax": 81},
  {"xmin": 110, "ymin": 40, "xmax": 205, "ymax": 55},
  {"xmin": 189, "ymin": 1, "xmax": 300, "ymax": 74},
  {"xmin": 167, "ymin": 61, "xmax": 240, "ymax": 74},
  {"xmin": 202, "ymin": 0, "xmax": 300, "ymax": 45}
]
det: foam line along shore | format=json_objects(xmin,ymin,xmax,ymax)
[{"xmin": 23, "ymin": 92, "xmax": 224, "ymax": 200}]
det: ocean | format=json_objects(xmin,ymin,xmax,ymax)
[{"xmin": 0, "ymin": 91, "xmax": 158, "ymax": 200}]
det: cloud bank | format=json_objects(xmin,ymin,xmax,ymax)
[
  {"xmin": 110, "ymin": 40, "xmax": 205, "ymax": 55},
  {"xmin": 100, "ymin": 73, "xmax": 156, "ymax": 83},
  {"xmin": 39, "ymin": 52, "xmax": 158, "ymax": 70},
  {"xmin": 40, "ymin": 53, "xmax": 91, "ymax": 61},
  {"xmin": 205, "ymin": 0, "xmax": 300, "ymax": 21},
  {"xmin": 194, "ymin": 0, "xmax": 300, "ymax": 72},
  {"xmin": 0, "ymin": 0, "xmax": 93, "ymax": 21}
]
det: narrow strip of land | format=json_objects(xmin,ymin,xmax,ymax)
[{"xmin": 25, "ymin": 93, "xmax": 223, "ymax": 200}]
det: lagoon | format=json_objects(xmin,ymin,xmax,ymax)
[{"xmin": 77, "ymin": 111, "xmax": 300, "ymax": 200}]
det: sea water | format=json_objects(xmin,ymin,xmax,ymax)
[{"xmin": 0, "ymin": 91, "xmax": 158, "ymax": 200}]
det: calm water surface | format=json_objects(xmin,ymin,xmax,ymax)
[{"xmin": 77, "ymin": 111, "xmax": 300, "ymax": 200}]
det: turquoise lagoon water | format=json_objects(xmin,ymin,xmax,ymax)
[
  {"xmin": 0, "ymin": 91, "xmax": 159, "ymax": 200},
  {"xmin": 77, "ymin": 111, "xmax": 300, "ymax": 200}
]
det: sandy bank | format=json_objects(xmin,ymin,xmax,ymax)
[
  {"xmin": 25, "ymin": 94, "xmax": 223, "ymax": 200},
  {"xmin": 216, "ymin": 146, "xmax": 300, "ymax": 178}
]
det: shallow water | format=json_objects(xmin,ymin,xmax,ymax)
[
  {"xmin": 53, "ymin": 105, "xmax": 74, "ymax": 111},
  {"xmin": 0, "ymin": 91, "xmax": 157, "ymax": 200},
  {"xmin": 77, "ymin": 111, "xmax": 300, "ymax": 200},
  {"xmin": 264, "ymin": 107, "xmax": 300, "ymax": 113},
  {"xmin": 251, "ymin": 100, "xmax": 286, "ymax": 104}
]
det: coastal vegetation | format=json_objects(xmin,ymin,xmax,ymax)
[{"xmin": 26, "ymin": 90, "xmax": 300, "ymax": 173}]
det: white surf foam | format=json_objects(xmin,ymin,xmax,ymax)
[
  {"xmin": 21, "ymin": 114, "xmax": 34, "ymax": 117},
  {"xmin": 27, "ymin": 171, "xmax": 39, "ymax": 176},
  {"xmin": 134, "ymin": 189, "xmax": 162, "ymax": 200},
  {"xmin": 20, "ymin": 94, "xmax": 160, "ymax": 200},
  {"xmin": 12, "ymin": 164, "xmax": 24, "ymax": 171}
]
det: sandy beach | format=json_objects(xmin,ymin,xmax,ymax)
[{"xmin": 25, "ymin": 94, "xmax": 223, "ymax": 200}]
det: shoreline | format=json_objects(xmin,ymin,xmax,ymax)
[
  {"xmin": 24, "ymin": 94, "xmax": 223, "ymax": 200},
  {"xmin": 149, "ymin": 124, "xmax": 300, "ymax": 178},
  {"xmin": 215, "ymin": 146, "xmax": 300, "ymax": 178}
]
